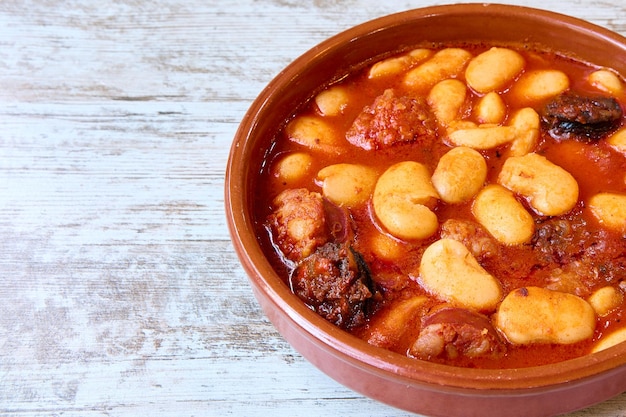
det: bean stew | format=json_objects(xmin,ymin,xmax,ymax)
[{"xmin": 253, "ymin": 43, "xmax": 626, "ymax": 369}]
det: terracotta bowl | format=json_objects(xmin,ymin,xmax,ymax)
[{"xmin": 225, "ymin": 4, "xmax": 626, "ymax": 417}]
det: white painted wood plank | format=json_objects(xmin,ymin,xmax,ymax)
[{"xmin": 0, "ymin": 1, "xmax": 625, "ymax": 416}]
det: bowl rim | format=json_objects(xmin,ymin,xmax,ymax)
[{"xmin": 225, "ymin": 2, "xmax": 626, "ymax": 392}]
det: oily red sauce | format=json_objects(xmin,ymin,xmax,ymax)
[{"xmin": 254, "ymin": 43, "xmax": 626, "ymax": 369}]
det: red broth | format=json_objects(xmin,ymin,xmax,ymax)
[{"xmin": 254, "ymin": 44, "xmax": 626, "ymax": 369}]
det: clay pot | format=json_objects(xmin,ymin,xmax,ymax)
[{"xmin": 225, "ymin": 4, "xmax": 626, "ymax": 416}]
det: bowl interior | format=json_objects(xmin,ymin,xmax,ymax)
[{"xmin": 225, "ymin": 3, "xmax": 626, "ymax": 393}]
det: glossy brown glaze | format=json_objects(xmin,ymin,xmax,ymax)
[{"xmin": 225, "ymin": 4, "xmax": 626, "ymax": 416}]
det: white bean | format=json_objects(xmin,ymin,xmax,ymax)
[
  {"xmin": 374, "ymin": 161, "xmax": 439, "ymax": 207},
  {"xmin": 588, "ymin": 192, "xmax": 626, "ymax": 233},
  {"xmin": 314, "ymin": 85, "xmax": 349, "ymax": 116},
  {"xmin": 472, "ymin": 184, "xmax": 534, "ymax": 245},
  {"xmin": 511, "ymin": 69, "xmax": 570, "ymax": 103},
  {"xmin": 427, "ymin": 79, "xmax": 467, "ymax": 126},
  {"xmin": 431, "ymin": 146, "xmax": 486, "ymax": 203},
  {"xmin": 317, "ymin": 163, "xmax": 378, "ymax": 207},
  {"xmin": 588, "ymin": 69, "xmax": 625, "ymax": 96},
  {"xmin": 496, "ymin": 287, "xmax": 596, "ymax": 345},
  {"xmin": 447, "ymin": 124, "xmax": 517, "ymax": 149},
  {"xmin": 474, "ymin": 91, "xmax": 506, "ymax": 124},
  {"xmin": 592, "ymin": 328, "xmax": 626, "ymax": 353},
  {"xmin": 507, "ymin": 107, "xmax": 540, "ymax": 156},
  {"xmin": 418, "ymin": 238, "xmax": 502, "ymax": 311},
  {"xmin": 365, "ymin": 296, "xmax": 429, "ymax": 348},
  {"xmin": 370, "ymin": 231, "xmax": 404, "ymax": 260},
  {"xmin": 588, "ymin": 286, "xmax": 623, "ymax": 317},
  {"xmin": 465, "ymin": 47, "xmax": 525, "ymax": 93},
  {"xmin": 498, "ymin": 153, "xmax": 579, "ymax": 216},
  {"xmin": 286, "ymin": 115, "xmax": 343, "ymax": 154},
  {"xmin": 607, "ymin": 127, "xmax": 626, "ymax": 156},
  {"xmin": 374, "ymin": 197, "xmax": 439, "ymax": 241},
  {"xmin": 273, "ymin": 152, "xmax": 313, "ymax": 184},
  {"xmin": 404, "ymin": 48, "xmax": 473, "ymax": 91},
  {"xmin": 368, "ymin": 48, "xmax": 432, "ymax": 79},
  {"xmin": 449, "ymin": 107, "xmax": 540, "ymax": 152},
  {"xmin": 373, "ymin": 161, "xmax": 439, "ymax": 240}
]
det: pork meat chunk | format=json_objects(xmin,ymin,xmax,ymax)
[
  {"xmin": 346, "ymin": 89, "xmax": 438, "ymax": 150},
  {"xmin": 409, "ymin": 307, "xmax": 505, "ymax": 360},
  {"xmin": 268, "ymin": 188, "xmax": 328, "ymax": 262}
]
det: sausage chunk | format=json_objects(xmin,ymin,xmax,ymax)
[
  {"xmin": 533, "ymin": 218, "xmax": 626, "ymax": 296},
  {"xmin": 440, "ymin": 218, "xmax": 500, "ymax": 260},
  {"xmin": 346, "ymin": 89, "xmax": 437, "ymax": 150},
  {"xmin": 291, "ymin": 242, "xmax": 375, "ymax": 329},
  {"xmin": 541, "ymin": 92, "xmax": 623, "ymax": 140},
  {"xmin": 409, "ymin": 307, "xmax": 505, "ymax": 361},
  {"xmin": 267, "ymin": 188, "xmax": 328, "ymax": 262}
]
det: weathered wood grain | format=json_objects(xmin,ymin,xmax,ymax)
[{"xmin": 0, "ymin": 0, "xmax": 625, "ymax": 416}]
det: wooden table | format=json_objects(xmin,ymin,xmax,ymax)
[{"xmin": 2, "ymin": 0, "xmax": 626, "ymax": 416}]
